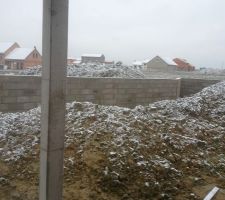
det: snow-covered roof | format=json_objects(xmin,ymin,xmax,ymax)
[
  {"xmin": 82, "ymin": 54, "xmax": 104, "ymax": 58},
  {"xmin": 133, "ymin": 59, "xmax": 151, "ymax": 66},
  {"xmin": 6, "ymin": 48, "xmax": 34, "ymax": 60},
  {"xmin": 0, "ymin": 42, "xmax": 15, "ymax": 53},
  {"xmin": 143, "ymin": 59, "xmax": 151, "ymax": 64},
  {"xmin": 160, "ymin": 57, "xmax": 177, "ymax": 66},
  {"xmin": 133, "ymin": 61, "xmax": 143, "ymax": 66}
]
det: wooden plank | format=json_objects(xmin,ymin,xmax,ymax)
[{"xmin": 203, "ymin": 187, "xmax": 220, "ymax": 200}]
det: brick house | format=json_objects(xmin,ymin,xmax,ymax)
[
  {"xmin": 173, "ymin": 58, "xmax": 195, "ymax": 71},
  {"xmin": 81, "ymin": 54, "xmax": 105, "ymax": 63},
  {"xmin": 0, "ymin": 42, "xmax": 20, "ymax": 69},
  {"xmin": 5, "ymin": 47, "xmax": 42, "ymax": 69}
]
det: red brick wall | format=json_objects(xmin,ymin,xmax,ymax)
[
  {"xmin": 5, "ymin": 60, "xmax": 24, "ymax": 69},
  {"xmin": 24, "ymin": 49, "xmax": 42, "ymax": 68}
]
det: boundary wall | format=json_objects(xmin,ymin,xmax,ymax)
[
  {"xmin": 180, "ymin": 78, "xmax": 220, "ymax": 97},
  {"xmin": 0, "ymin": 76, "xmax": 179, "ymax": 112},
  {"xmin": 0, "ymin": 75, "xmax": 221, "ymax": 112}
]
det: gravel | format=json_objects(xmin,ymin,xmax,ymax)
[{"xmin": 18, "ymin": 64, "xmax": 146, "ymax": 78}]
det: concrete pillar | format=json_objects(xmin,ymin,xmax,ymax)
[
  {"xmin": 176, "ymin": 78, "xmax": 181, "ymax": 98},
  {"xmin": 39, "ymin": 0, "xmax": 68, "ymax": 200}
]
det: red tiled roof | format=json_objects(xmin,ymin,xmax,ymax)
[{"xmin": 173, "ymin": 58, "xmax": 195, "ymax": 71}]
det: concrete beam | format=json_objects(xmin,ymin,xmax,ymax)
[{"xmin": 39, "ymin": 0, "xmax": 68, "ymax": 200}]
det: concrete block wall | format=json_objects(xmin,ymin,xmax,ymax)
[
  {"xmin": 67, "ymin": 78, "xmax": 179, "ymax": 108},
  {"xmin": 0, "ymin": 76, "xmax": 221, "ymax": 112},
  {"xmin": 0, "ymin": 75, "xmax": 179, "ymax": 112},
  {"xmin": 180, "ymin": 78, "xmax": 221, "ymax": 97},
  {"xmin": 0, "ymin": 76, "xmax": 41, "ymax": 112}
]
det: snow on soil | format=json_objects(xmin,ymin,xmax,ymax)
[
  {"xmin": 0, "ymin": 82, "xmax": 225, "ymax": 199},
  {"xmin": 18, "ymin": 64, "xmax": 146, "ymax": 78}
]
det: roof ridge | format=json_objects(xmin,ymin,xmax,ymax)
[{"xmin": 5, "ymin": 47, "xmax": 35, "ymax": 60}]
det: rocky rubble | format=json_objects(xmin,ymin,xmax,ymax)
[
  {"xmin": 18, "ymin": 64, "xmax": 146, "ymax": 78},
  {"xmin": 0, "ymin": 82, "xmax": 225, "ymax": 199}
]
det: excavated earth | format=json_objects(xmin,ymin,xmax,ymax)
[
  {"xmin": 0, "ymin": 82, "xmax": 225, "ymax": 200},
  {"xmin": 18, "ymin": 64, "xmax": 146, "ymax": 78}
]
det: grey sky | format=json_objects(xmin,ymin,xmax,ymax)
[{"xmin": 1, "ymin": 0, "xmax": 225, "ymax": 68}]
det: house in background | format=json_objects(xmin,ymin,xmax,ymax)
[
  {"xmin": 146, "ymin": 56, "xmax": 196, "ymax": 72},
  {"xmin": 0, "ymin": 42, "xmax": 20, "ymax": 69},
  {"xmin": 81, "ymin": 54, "xmax": 105, "ymax": 63},
  {"xmin": 173, "ymin": 58, "xmax": 195, "ymax": 71},
  {"xmin": 67, "ymin": 57, "xmax": 82, "ymax": 65},
  {"xmin": 133, "ymin": 59, "xmax": 150, "ymax": 68},
  {"xmin": 146, "ymin": 56, "xmax": 177, "ymax": 71},
  {"xmin": 67, "ymin": 57, "xmax": 76, "ymax": 65},
  {"xmin": 5, "ymin": 47, "xmax": 42, "ymax": 69}
]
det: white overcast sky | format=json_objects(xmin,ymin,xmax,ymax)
[{"xmin": 0, "ymin": 0, "xmax": 225, "ymax": 68}]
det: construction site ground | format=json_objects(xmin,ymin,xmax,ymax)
[{"xmin": 0, "ymin": 81, "xmax": 225, "ymax": 200}]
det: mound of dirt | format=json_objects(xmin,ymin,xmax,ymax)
[
  {"xmin": 0, "ymin": 82, "xmax": 225, "ymax": 199},
  {"xmin": 18, "ymin": 64, "xmax": 146, "ymax": 78}
]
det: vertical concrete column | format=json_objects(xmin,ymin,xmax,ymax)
[
  {"xmin": 176, "ymin": 78, "xmax": 181, "ymax": 98},
  {"xmin": 39, "ymin": 0, "xmax": 68, "ymax": 200}
]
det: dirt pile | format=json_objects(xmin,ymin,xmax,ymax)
[
  {"xmin": 0, "ymin": 82, "xmax": 225, "ymax": 199},
  {"xmin": 18, "ymin": 64, "xmax": 146, "ymax": 78}
]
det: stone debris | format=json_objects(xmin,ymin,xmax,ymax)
[
  {"xmin": 0, "ymin": 81, "xmax": 225, "ymax": 199},
  {"xmin": 18, "ymin": 64, "xmax": 146, "ymax": 78}
]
